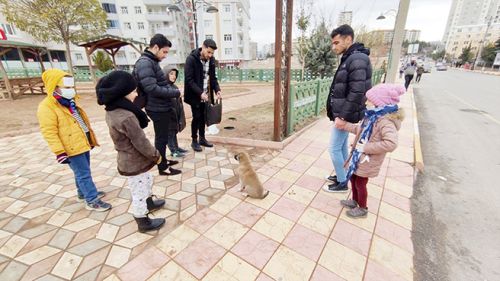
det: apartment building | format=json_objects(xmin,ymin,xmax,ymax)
[
  {"xmin": 368, "ymin": 29, "xmax": 421, "ymax": 45},
  {"xmin": 1, "ymin": 0, "xmax": 194, "ymax": 70},
  {"xmin": 197, "ymin": 0, "xmax": 251, "ymax": 68},
  {"xmin": 443, "ymin": 0, "xmax": 500, "ymax": 59},
  {"xmin": 337, "ymin": 11, "xmax": 353, "ymax": 26}
]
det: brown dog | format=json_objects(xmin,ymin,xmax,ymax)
[{"xmin": 234, "ymin": 152, "xmax": 269, "ymax": 199}]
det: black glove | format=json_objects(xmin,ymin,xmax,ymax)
[{"xmin": 56, "ymin": 153, "xmax": 70, "ymax": 164}]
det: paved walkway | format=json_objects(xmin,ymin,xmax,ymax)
[{"xmin": 0, "ymin": 87, "xmax": 416, "ymax": 280}]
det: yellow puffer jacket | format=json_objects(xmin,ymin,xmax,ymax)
[{"xmin": 37, "ymin": 69, "xmax": 98, "ymax": 157}]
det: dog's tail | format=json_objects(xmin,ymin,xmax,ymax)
[{"xmin": 260, "ymin": 189, "xmax": 270, "ymax": 199}]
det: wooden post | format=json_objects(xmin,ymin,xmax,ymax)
[
  {"xmin": 84, "ymin": 46, "xmax": 97, "ymax": 84},
  {"xmin": 17, "ymin": 48, "xmax": 29, "ymax": 77},
  {"xmin": 283, "ymin": 0, "xmax": 293, "ymax": 137},
  {"xmin": 273, "ymin": 0, "xmax": 283, "ymax": 141},
  {"xmin": 0, "ymin": 58, "xmax": 13, "ymax": 99}
]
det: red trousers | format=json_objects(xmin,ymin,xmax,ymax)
[{"xmin": 350, "ymin": 174, "xmax": 369, "ymax": 208}]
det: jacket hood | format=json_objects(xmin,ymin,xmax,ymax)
[
  {"xmin": 189, "ymin": 48, "xmax": 202, "ymax": 60},
  {"xmin": 42, "ymin": 69, "xmax": 70, "ymax": 95},
  {"xmin": 345, "ymin": 42, "xmax": 370, "ymax": 57},
  {"xmin": 162, "ymin": 65, "xmax": 178, "ymax": 84},
  {"xmin": 142, "ymin": 49, "xmax": 160, "ymax": 62},
  {"xmin": 385, "ymin": 108, "xmax": 405, "ymax": 130}
]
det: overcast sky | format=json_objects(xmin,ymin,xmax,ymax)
[{"xmin": 249, "ymin": 0, "xmax": 453, "ymax": 46}]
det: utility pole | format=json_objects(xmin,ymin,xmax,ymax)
[
  {"xmin": 385, "ymin": 0, "xmax": 411, "ymax": 83},
  {"xmin": 472, "ymin": 16, "xmax": 493, "ymax": 71}
]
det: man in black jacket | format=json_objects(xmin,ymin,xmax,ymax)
[
  {"xmin": 324, "ymin": 24, "xmax": 372, "ymax": 193},
  {"xmin": 184, "ymin": 39, "xmax": 221, "ymax": 152},
  {"xmin": 133, "ymin": 34, "xmax": 181, "ymax": 176}
]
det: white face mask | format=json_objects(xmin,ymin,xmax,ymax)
[{"xmin": 60, "ymin": 88, "xmax": 76, "ymax": 99}]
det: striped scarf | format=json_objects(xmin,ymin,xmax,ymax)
[
  {"xmin": 201, "ymin": 59, "xmax": 209, "ymax": 93},
  {"xmin": 345, "ymin": 105, "xmax": 399, "ymax": 181},
  {"xmin": 53, "ymin": 93, "xmax": 89, "ymax": 133}
]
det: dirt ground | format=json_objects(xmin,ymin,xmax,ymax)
[
  {"xmin": 0, "ymin": 84, "xmax": 321, "ymax": 141},
  {"xmin": 0, "ymin": 87, "xmax": 251, "ymax": 136}
]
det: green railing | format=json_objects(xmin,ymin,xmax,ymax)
[
  {"xmin": 3, "ymin": 67, "xmax": 327, "ymax": 82},
  {"xmin": 286, "ymin": 68, "xmax": 386, "ymax": 136}
]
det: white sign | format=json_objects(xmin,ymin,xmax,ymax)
[
  {"xmin": 407, "ymin": 43, "xmax": 419, "ymax": 54},
  {"xmin": 493, "ymin": 52, "xmax": 500, "ymax": 66}
]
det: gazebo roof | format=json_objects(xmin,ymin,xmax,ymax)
[
  {"xmin": 78, "ymin": 34, "xmax": 145, "ymax": 50},
  {"xmin": 0, "ymin": 40, "xmax": 47, "ymax": 50}
]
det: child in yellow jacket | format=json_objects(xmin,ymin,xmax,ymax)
[{"xmin": 37, "ymin": 69, "xmax": 111, "ymax": 211}]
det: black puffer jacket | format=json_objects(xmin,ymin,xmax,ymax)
[
  {"xmin": 184, "ymin": 48, "xmax": 220, "ymax": 106},
  {"xmin": 133, "ymin": 49, "xmax": 180, "ymax": 112},
  {"xmin": 327, "ymin": 43, "xmax": 372, "ymax": 123}
]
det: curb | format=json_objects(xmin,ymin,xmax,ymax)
[{"xmin": 410, "ymin": 87, "xmax": 424, "ymax": 173}]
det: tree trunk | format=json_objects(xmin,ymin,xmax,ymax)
[{"xmin": 64, "ymin": 40, "xmax": 74, "ymax": 75}]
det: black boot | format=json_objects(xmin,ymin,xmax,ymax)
[
  {"xmin": 146, "ymin": 195, "xmax": 165, "ymax": 212},
  {"xmin": 191, "ymin": 140, "xmax": 202, "ymax": 152},
  {"xmin": 199, "ymin": 137, "xmax": 213, "ymax": 147},
  {"xmin": 134, "ymin": 215, "xmax": 165, "ymax": 233},
  {"xmin": 158, "ymin": 166, "xmax": 182, "ymax": 176}
]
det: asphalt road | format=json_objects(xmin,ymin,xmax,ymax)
[{"xmin": 412, "ymin": 68, "xmax": 500, "ymax": 281}]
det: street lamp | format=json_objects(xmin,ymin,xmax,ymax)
[
  {"xmin": 377, "ymin": 9, "xmax": 397, "ymax": 82},
  {"xmin": 471, "ymin": 16, "xmax": 493, "ymax": 70},
  {"xmin": 168, "ymin": 0, "xmax": 219, "ymax": 48},
  {"xmin": 375, "ymin": 0, "xmax": 410, "ymax": 83}
]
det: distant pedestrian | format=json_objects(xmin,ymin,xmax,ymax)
[
  {"xmin": 338, "ymin": 83, "xmax": 405, "ymax": 218},
  {"xmin": 96, "ymin": 70, "xmax": 166, "ymax": 232},
  {"xmin": 162, "ymin": 65, "xmax": 188, "ymax": 157},
  {"xmin": 184, "ymin": 39, "xmax": 222, "ymax": 152},
  {"xmin": 37, "ymin": 69, "xmax": 111, "ymax": 212},
  {"xmin": 133, "ymin": 34, "xmax": 181, "ymax": 176},
  {"xmin": 399, "ymin": 64, "xmax": 404, "ymax": 79},
  {"xmin": 416, "ymin": 64, "xmax": 424, "ymax": 83},
  {"xmin": 324, "ymin": 24, "xmax": 372, "ymax": 193},
  {"xmin": 403, "ymin": 60, "xmax": 417, "ymax": 90}
]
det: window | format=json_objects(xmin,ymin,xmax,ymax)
[
  {"xmin": 137, "ymin": 22, "xmax": 145, "ymax": 30},
  {"xmin": 140, "ymin": 37, "xmax": 147, "ymax": 43},
  {"xmin": 106, "ymin": 20, "xmax": 119, "ymax": 29},
  {"xmin": 1, "ymin": 23, "xmax": 16, "ymax": 35},
  {"xmin": 50, "ymin": 50, "xmax": 67, "ymax": 62},
  {"xmin": 225, "ymin": 48, "xmax": 232, "ymax": 55},
  {"xmin": 223, "ymin": 4, "xmax": 230, "ymax": 12},
  {"xmin": 102, "ymin": 3, "xmax": 117, "ymax": 13},
  {"xmin": 224, "ymin": 34, "xmax": 232, "ymax": 41},
  {"xmin": 206, "ymin": 34, "xmax": 214, "ymax": 40},
  {"xmin": 75, "ymin": 53, "xmax": 83, "ymax": 61},
  {"xmin": 135, "ymin": 6, "xmax": 142, "ymax": 14},
  {"xmin": 124, "ymin": 22, "xmax": 131, "ymax": 29},
  {"xmin": 130, "ymin": 52, "xmax": 137, "ymax": 59},
  {"xmin": 224, "ymin": 20, "xmax": 231, "ymax": 25},
  {"xmin": 121, "ymin": 6, "xmax": 128, "ymax": 14},
  {"xmin": 204, "ymin": 20, "xmax": 212, "ymax": 27},
  {"xmin": 117, "ymin": 52, "xmax": 126, "ymax": 58}
]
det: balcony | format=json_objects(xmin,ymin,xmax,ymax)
[
  {"xmin": 145, "ymin": 12, "xmax": 173, "ymax": 22},
  {"xmin": 142, "ymin": 0, "xmax": 169, "ymax": 5},
  {"xmin": 150, "ymin": 27, "xmax": 176, "ymax": 38}
]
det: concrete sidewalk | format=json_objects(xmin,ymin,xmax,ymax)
[{"xmin": 0, "ymin": 87, "xmax": 417, "ymax": 280}]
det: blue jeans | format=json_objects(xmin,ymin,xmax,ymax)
[
  {"xmin": 329, "ymin": 126, "xmax": 349, "ymax": 183},
  {"xmin": 68, "ymin": 151, "xmax": 98, "ymax": 203}
]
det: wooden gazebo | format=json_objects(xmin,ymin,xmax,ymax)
[
  {"xmin": 78, "ymin": 34, "xmax": 146, "ymax": 84},
  {"xmin": 0, "ymin": 40, "xmax": 48, "ymax": 99}
]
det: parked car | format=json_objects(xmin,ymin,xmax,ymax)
[{"xmin": 436, "ymin": 63, "xmax": 448, "ymax": 71}]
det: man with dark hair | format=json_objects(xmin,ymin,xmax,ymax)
[
  {"xmin": 184, "ymin": 39, "xmax": 222, "ymax": 152},
  {"xmin": 324, "ymin": 24, "xmax": 372, "ymax": 193},
  {"xmin": 133, "ymin": 33, "xmax": 182, "ymax": 176}
]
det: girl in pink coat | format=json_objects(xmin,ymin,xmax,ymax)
[{"xmin": 340, "ymin": 83, "xmax": 405, "ymax": 218}]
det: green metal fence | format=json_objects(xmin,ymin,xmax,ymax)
[
  {"xmin": 286, "ymin": 68, "xmax": 386, "ymax": 136},
  {"xmin": 3, "ymin": 67, "xmax": 329, "ymax": 83}
]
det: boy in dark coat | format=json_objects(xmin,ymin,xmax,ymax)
[{"xmin": 97, "ymin": 70, "xmax": 168, "ymax": 233}]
